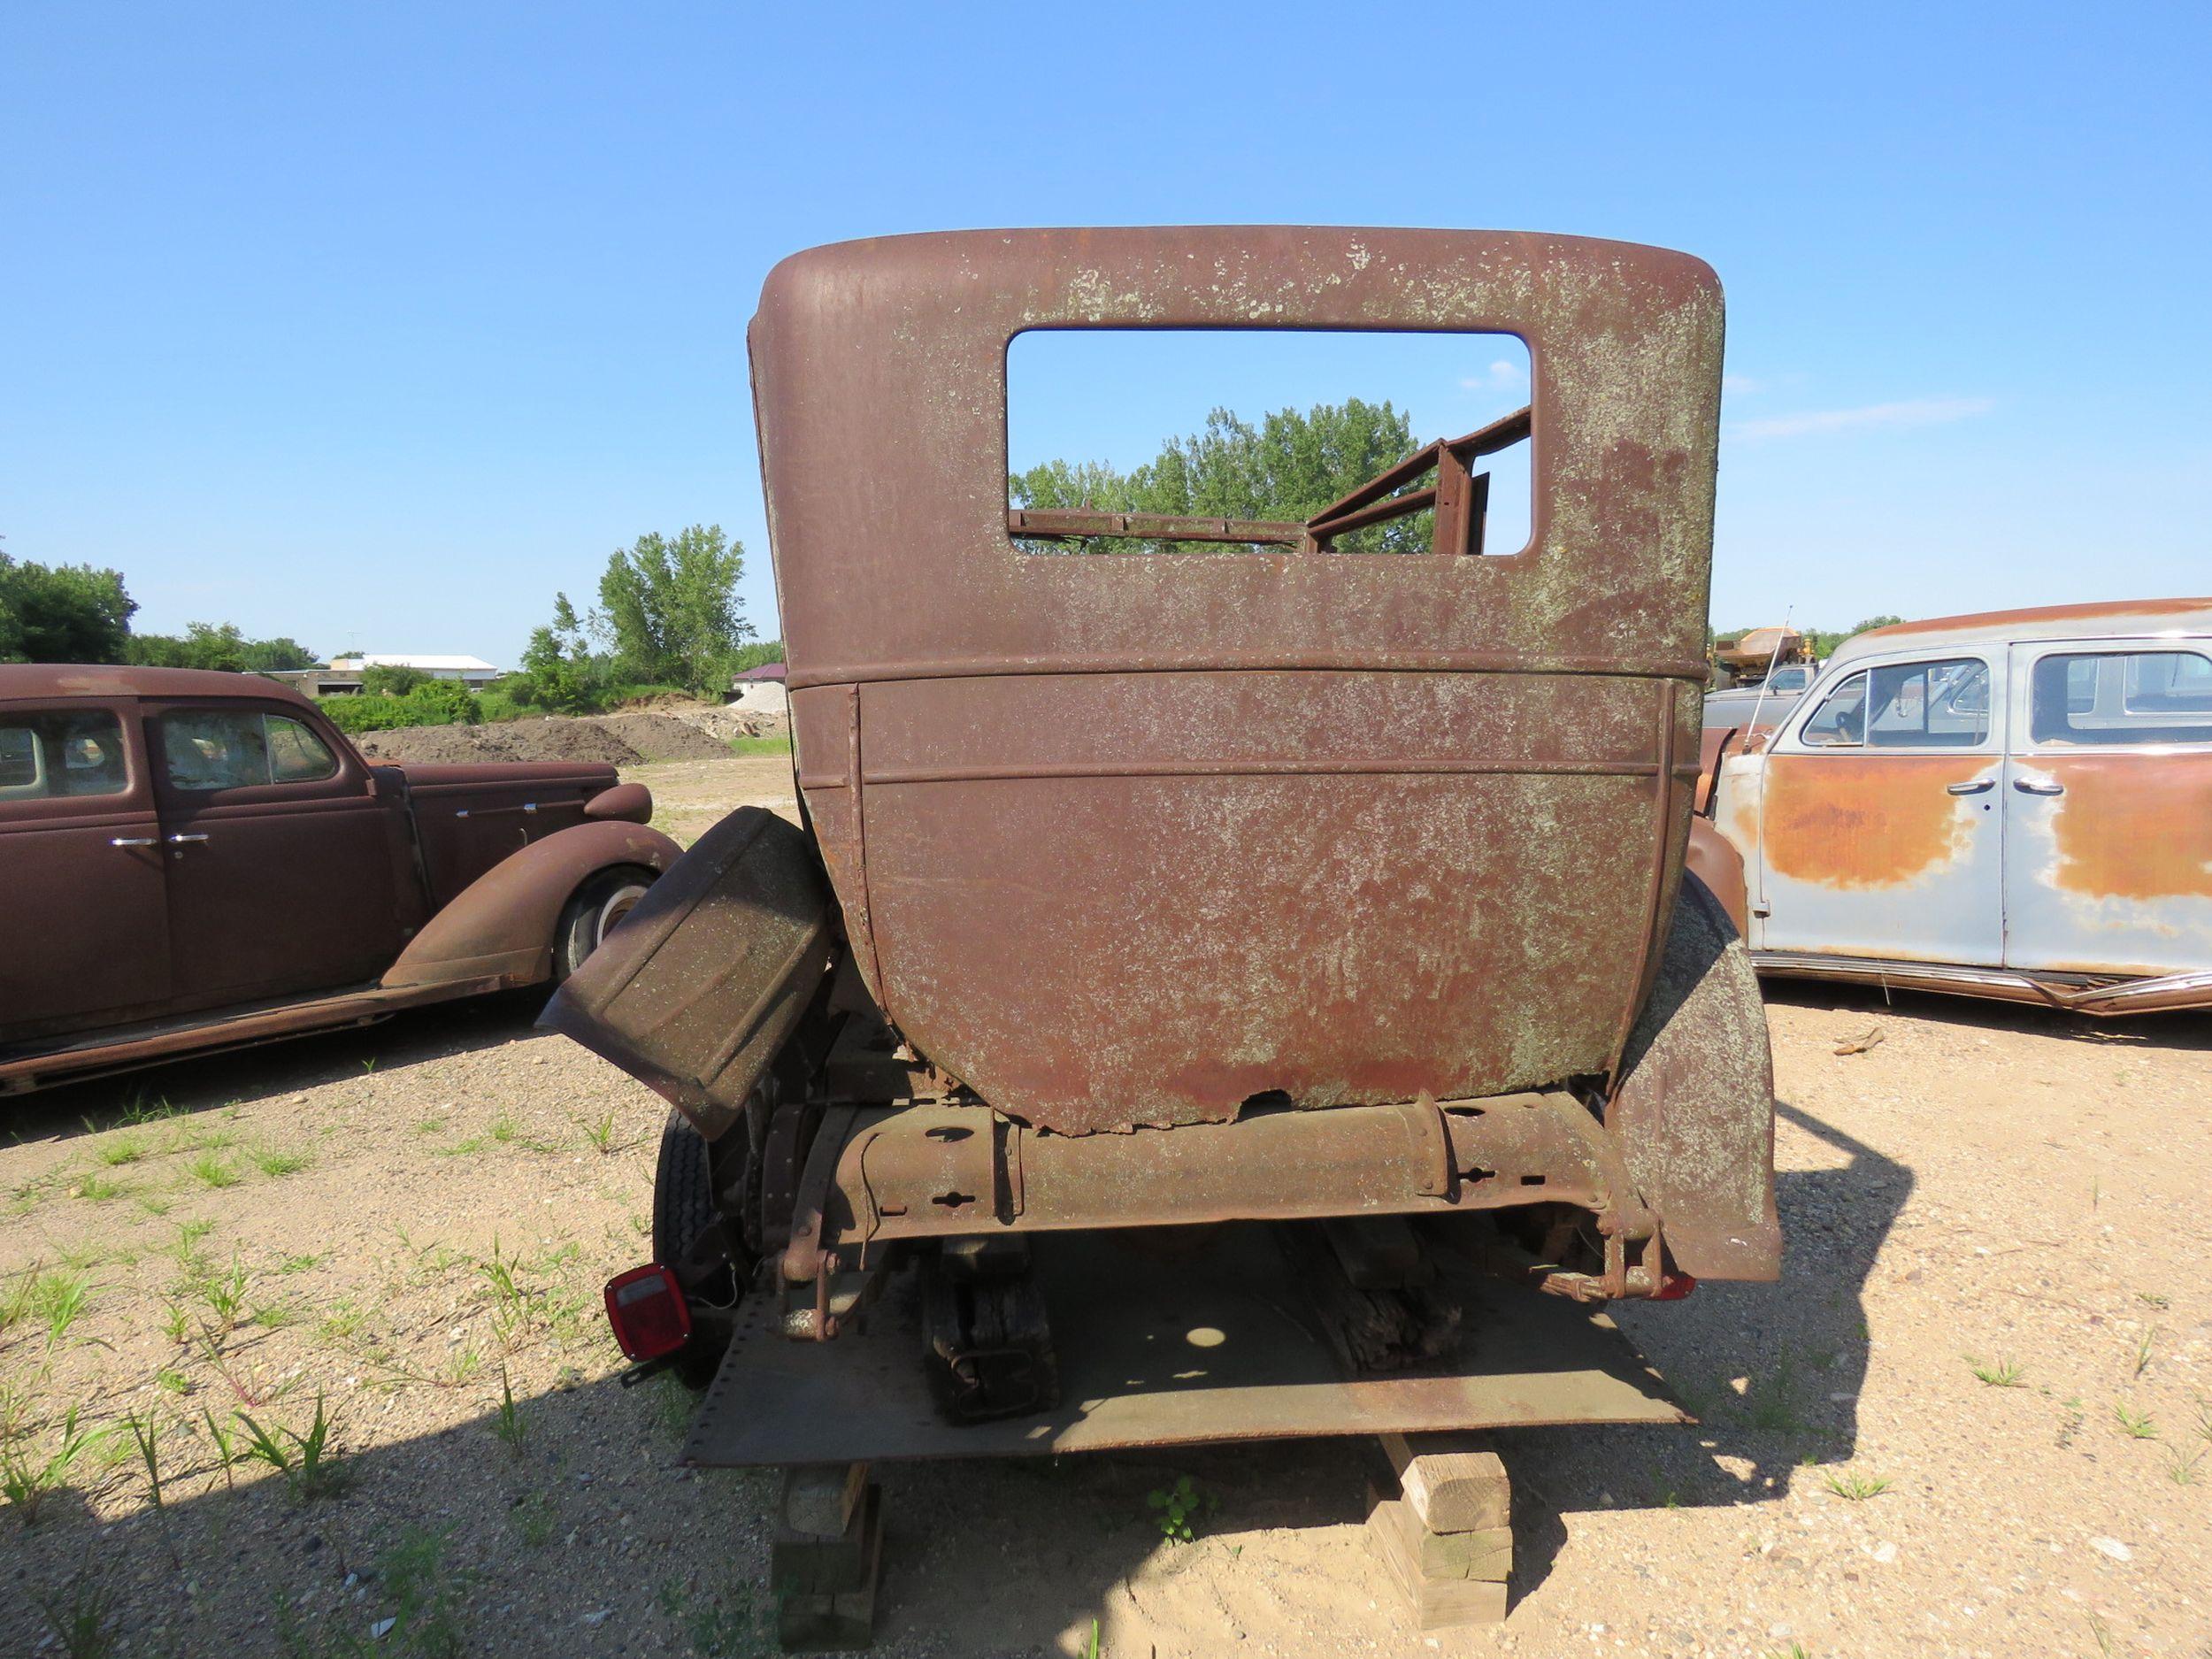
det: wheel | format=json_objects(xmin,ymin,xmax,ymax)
[
  {"xmin": 552, "ymin": 865, "xmax": 655, "ymax": 980},
  {"xmin": 652, "ymin": 1109, "xmax": 739, "ymax": 1387}
]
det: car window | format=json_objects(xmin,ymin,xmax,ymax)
[
  {"xmin": 159, "ymin": 708, "xmax": 341, "ymax": 790},
  {"xmin": 0, "ymin": 710, "xmax": 132, "ymax": 800},
  {"xmin": 1865, "ymin": 658, "xmax": 1990, "ymax": 749},
  {"xmin": 1767, "ymin": 666, "xmax": 1809, "ymax": 693},
  {"xmin": 2030, "ymin": 649, "xmax": 2212, "ymax": 746},
  {"xmin": 1799, "ymin": 672, "xmax": 1868, "ymax": 747}
]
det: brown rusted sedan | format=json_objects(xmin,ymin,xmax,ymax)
[
  {"xmin": 551, "ymin": 228, "xmax": 1779, "ymax": 1487},
  {"xmin": 0, "ymin": 664, "xmax": 681, "ymax": 1094},
  {"xmin": 1699, "ymin": 598, "xmax": 2212, "ymax": 1014}
]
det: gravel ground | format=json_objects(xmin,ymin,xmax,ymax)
[{"xmin": 3, "ymin": 759, "xmax": 2208, "ymax": 1658}]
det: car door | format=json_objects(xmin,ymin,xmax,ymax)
[
  {"xmin": 2001, "ymin": 637, "xmax": 2212, "ymax": 977},
  {"xmin": 0, "ymin": 698, "xmax": 172, "ymax": 1041},
  {"xmin": 1749, "ymin": 649, "xmax": 2006, "ymax": 965},
  {"xmin": 147, "ymin": 698, "xmax": 404, "ymax": 1005}
]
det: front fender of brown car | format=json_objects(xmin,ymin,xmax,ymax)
[{"xmin": 381, "ymin": 820, "xmax": 683, "ymax": 993}]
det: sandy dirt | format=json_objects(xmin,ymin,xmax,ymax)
[{"xmin": 4, "ymin": 757, "xmax": 2209, "ymax": 1659}]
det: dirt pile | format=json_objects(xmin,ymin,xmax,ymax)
[{"xmin": 351, "ymin": 703, "xmax": 784, "ymax": 766}]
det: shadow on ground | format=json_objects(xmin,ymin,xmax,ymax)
[{"xmin": 5, "ymin": 989, "xmax": 558, "ymax": 1150}]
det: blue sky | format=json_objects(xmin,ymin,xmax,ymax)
[{"xmin": 5, "ymin": 3, "xmax": 2208, "ymax": 665}]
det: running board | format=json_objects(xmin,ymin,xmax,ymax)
[{"xmin": 1751, "ymin": 952, "xmax": 2212, "ymax": 1016}]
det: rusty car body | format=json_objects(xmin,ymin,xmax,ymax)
[
  {"xmin": 0, "ymin": 664, "xmax": 681, "ymax": 1093},
  {"xmin": 1701, "ymin": 598, "xmax": 2212, "ymax": 1013},
  {"xmin": 549, "ymin": 227, "xmax": 1780, "ymax": 1463}
]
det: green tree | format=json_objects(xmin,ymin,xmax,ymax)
[
  {"xmin": 126, "ymin": 622, "xmax": 319, "ymax": 672},
  {"xmin": 510, "ymin": 592, "xmax": 604, "ymax": 712},
  {"xmin": 358, "ymin": 664, "xmax": 431, "ymax": 696},
  {"xmin": 595, "ymin": 525, "xmax": 754, "ymax": 695},
  {"xmin": 1010, "ymin": 399, "xmax": 1423, "ymax": 554},
  {"xmin": 0, "ymin": 552, "xmax": 137, "ymax": 663}
]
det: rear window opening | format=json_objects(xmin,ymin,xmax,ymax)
[{"xmin": 1006, "ymin": 329, "xmax": 1532, "ymax": 557}]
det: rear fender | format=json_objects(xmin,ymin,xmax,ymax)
[
  {"xmin": 1608, "ymin": 872, "xmax": 1780, "ymax": 1281},
  {"xmin": 382, "ymin": 820, "xmax": 682, "ymax": 992},
  {"xmin": 537, "ymin": 808, "xmax": 839, "ymax": 1141}
]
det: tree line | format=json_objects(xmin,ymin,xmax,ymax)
[{"xmin": 0, "ymin": 526, "xmax": 777, "ymax": 712}]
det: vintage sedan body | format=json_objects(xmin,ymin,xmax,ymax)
[
  {"xmin": 1701, "ymin": 599, "xmax": 2212, "ymax": 1013},
  {"xmin": 0, "ymin": 664, "xmax": 682, "ymax": 1092},
  {"xmin": 552, "ymin": 228, "xmax": 1782, "ymax": 1482}
]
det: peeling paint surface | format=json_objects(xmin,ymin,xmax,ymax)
[
  {"xmin": 1749, "ymin": 755, "xmax": 2003, "ymax": 966},
  {"xmin": 2003, "ymin": 754, "xmax": 2212, "ymax": 976}
]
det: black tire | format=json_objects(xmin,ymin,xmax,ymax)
[
  {"xmin": 552, "ymin": 864, "xmax": 655, "ymax": 981},
  {"xmin": 652, "ymin": 1109, "xmax": 736, "ymax": 1387}
]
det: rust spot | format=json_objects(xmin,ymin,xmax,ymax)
[
  {"xmin": 1761, "ymin": 756, "xmax": 1989, "ymax": 889},
  {"xmin": 2040, "ymin": 757, "xmax": 2212, "ymax": 900}
]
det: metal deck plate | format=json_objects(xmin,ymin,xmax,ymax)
[{"xmin": 680, "ymin": 1226, "xmax": 1686, "ymax": 1467}]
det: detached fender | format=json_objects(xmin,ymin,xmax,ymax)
[
  {"xmin": 1609, "ymin": 872, "xmax": 1780, "ymax": 1281},
  {"xmin": 382, "ymin": 821, "xmax": 683, "ymax": 992},
  {"xmin": 538, "ymin": 807, "xmax": 838, "ymax": 1142}
]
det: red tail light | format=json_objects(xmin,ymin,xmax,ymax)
[
  {"xmin": 1652, "ymin": 1271, "xmax": 1698, "ymax": 1302},
  {"xmin": 604, "ymin": 1263, "xmax": 693, "ymax": 1361}
]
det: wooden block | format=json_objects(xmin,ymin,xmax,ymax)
[
  {"xmin": 773, "ymin": 1484, "xmax": 881, "ymax": 1594},
  {"xmin": 777, "ymin": 1485, "xmax": 884, "ymax": 1652},
  {"xmin": 782, "ymin": 1461, "xmax": 868, "ymax": 1538},
  {"xmin": 1366, "ymin": 1497, "xmax": 1509, "ymax": 1630},
  {"xmin": 1379, "ymin": 1432, "xmax": 1509, "ymax": 1533},
  {"xmin": 1365, "ymin": 1482, "xmax": 1509, "ymax": 1580}
]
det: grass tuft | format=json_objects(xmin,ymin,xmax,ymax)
[
  {"xmin": 1822, "ymin": 1470, "xmax": 1891, "ymax": 1502},
  {"xmin": 1970, "ymin": 1356, "xmax": 2026, "ymax": 1388}
]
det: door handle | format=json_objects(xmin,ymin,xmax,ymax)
[
  {"xmin": 1945, "ymin": 780, "xmax": 1994, "ymax": 795},
  {"xmin": 2012, "ymin": 779, "xmax": 2065, "ymax": 796},
  {"xmin": 110, "ymin": 836, "xmax": 158, "ymax": 848},
  {"xmin": 165, "ymin": 833, "xmax": 211, "ymax": 844}
]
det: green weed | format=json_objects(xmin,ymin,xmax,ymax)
[
  {"xmin": 35, "ymin": 1271, "xmax": 93, "ymax": 1344},
  {"xmin": 493, "ymin": 1366, "xmax": 526, "ymax": 1456},
  {"xmin": 2115, "ymin": 1403, "xmax": 2158, "ymax": 1440},
  {"xmin": 1970, "ymin": 1356, "xmax": 2026, "ymax": 1387},
  {"xmin": 188, "ymin": 1152, "xmax": 238, "ymax": 1190},
  {"xmin": 35, "ymin": 1571, "xmax": 118, "ymax": 1659},
  {"xmin": 1146, "ymin": 1473, "xmax": 1217, "ymax": 1542},
  {"xmin": 93, "ymin": 1134, "xmax": 148, "ymax": 1168},
  {"xmin": 512, "ymin": 1489, "xmax": 557, "ymax": 1548},
  {"xmin": 235, "ymin": 1394, "xmax": 347, "ymax": 1501},
  {"xmin": 2, "ymin": 1408, "xmax": 110, "ymax": 1524},
  {"xmin": 125, "ymin": 1412, "xmax": 165, "ymax": 1509},
  {"xmin": 250, "ymin": 1146, "xmax": 312, "ymax": 1179},
  {"xmin": 73, "ymin": 1174, "xmax": 127, "ymax": 1202},
  {"xmin": 580, "ymin": 1110, "xmax": 618, "ymax": 1155},
  {"xmin": 1822, "ymin": 1470, "xmax": 1890, "ymax": 1502},
  {"xmin": 155, "ymin": 1369, "xmax": 190, "ymax": 1397},
  {"xmin": 2133, "ymin": 1327, "xmax": 2159, "ymax": 1379}
]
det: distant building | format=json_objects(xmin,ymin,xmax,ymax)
[
  {"xmin": 728, "ymin": 661, "xmax": 788, "ymax": 716},
  {"xmin": 262, "ymin": 654, "xmax": 503, "ymax": 700},
  {"xmin": 328, "ymin": 654, "xmax": 503, "ymax": 690}
]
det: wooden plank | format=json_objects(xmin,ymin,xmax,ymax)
[
  {"xmin": 1366, "ymin": 1497, "xmax": 1509, "ymax": 1629},
  {"xmin": 782, "ymin": 1461, "xmax": 867, "ymax": 1538},
  {"xmin": 1379, "ymin": 1432, "xmax": 1509, "ymax": 1533}
]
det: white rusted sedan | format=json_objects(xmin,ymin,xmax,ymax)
[{"xmin": 1694, "ymin": 599, "xmax": 2212, "ymax": 1014}]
